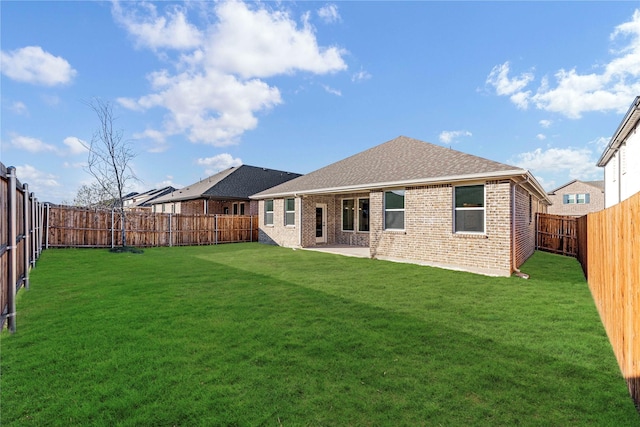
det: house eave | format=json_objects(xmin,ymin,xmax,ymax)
[
  {"xmin": 252, "ymin": 169, "xmax": 550, "ymax": 203},
  {"xmin": 597, "ymin": 96, "xmax": 640, "ymax": 167}
]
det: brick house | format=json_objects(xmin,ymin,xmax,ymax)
[
  {"xmin": 597, "ymin": 96, "xmax": 640, "ymax": 208},
  {"xmin": 149, "ymin": 165, "xmax": 301, "ymax": 215},
  {"xmin": 251, "ymin": 136, "xmax": 550, "ymax": 277},
  {"xmin": 546, "ymin": 180, "xmax": 605, "ymax": 216}
]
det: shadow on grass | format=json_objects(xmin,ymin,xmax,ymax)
[
  {"xmin": 109, "ymin": 246, "xmax": 144, "ymax": 254},
  {"xmin": 2, "ymin": 245, "xmax": 637, "ymax": 425}
]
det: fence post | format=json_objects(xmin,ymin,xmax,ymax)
[
  {"xmin": 23, "ymin": 184, "xmax": 30, "ymax": 290},
  {"xmin": 30, "ymin": 193, "xmax": 36, "ymax": 267},
  {"xmin": 45, "ymin": 203, "xmax": 50, "ymax": 250},
  {"xmin": 111, "ymin": 208, "xmax": 114, "ymax": 249},
  {"xmin": 215, "ymin": 215, "xmax": 218, "ymax": 245},
  {"xmin": 7, "ymin": 167, "xmax": 17, "ymax": 333},
  {"xmin": 169, "ymin": 213, "xmax": 172, "ymax": 247}
]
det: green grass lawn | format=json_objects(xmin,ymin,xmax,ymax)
[{"xmin": 1, "ymin": 244, "xmax": 638, "ymax": 426}]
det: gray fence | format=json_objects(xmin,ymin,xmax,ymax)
[{"xmin": 1, "ymin": 162, "xmax": 45, "ymax": 333}]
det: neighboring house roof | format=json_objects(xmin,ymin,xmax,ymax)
[
  {"xmin": 124, "ymin": 186, "xmax": 176, "ymax": 207},
  {"xmin": 547, "ymin": 179, "xmax": 604, "ymax": 195},
  {"xmin": 150, "ymin": 165, "xmax": 301, "ymax": 204},
  {"xmin": 597, "ymin": 96, "xmax": 640, "ymax": 167},
  {"xmin": 252, "ymin": 135, "xmax": 550, "ymax": 203}
]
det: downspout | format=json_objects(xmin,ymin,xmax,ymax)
[
  {"xmin": 512, "ymin": 176, "xmax": 529, "ymax": 275},
  {"xmin": 295, "ymin": 194, "xmax": 302, "ymax": 247}
]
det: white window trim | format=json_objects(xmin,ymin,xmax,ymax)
[
  {"xmin": 357, "ymin": 197, "xmax": 370, "ymax": 233},
  {"xmin": 453, "ymin": 184, "xmax": 486, "ymax": 235},
  {"xmin": 384, "ymin": 189, "xmax": 405, "ymax": 231},
  {"xmin": 285, "ymin": 198, "xmax": 296, "ymax": 226},
  {"xmin": 264, "ymin": 199, "xmax": 274, "ymax": 226},
  {"xmin": 341, "ymin": 198, "xmax": 355, "ymax": 232}
]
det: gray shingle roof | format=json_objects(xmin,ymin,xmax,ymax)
[
  {"xmin": 253, "ymin": 136, "xmax": 526, "ymax": 198},
  {"xmin": 151, "ymin": 165, "xmax": 301, "ymax": 204}
]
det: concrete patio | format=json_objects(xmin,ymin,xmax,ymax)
[{"xmin": 301, "ymin": 244, "xmax": 370, "ymax": 259}]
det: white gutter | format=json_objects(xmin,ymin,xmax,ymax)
[
  {"xmin": 597, "ymin": 96, "xmax": 640, "ymax": 167},
  {"xmin": 252, "ymin": 169, "xmax": 529, "ymax": 199}
]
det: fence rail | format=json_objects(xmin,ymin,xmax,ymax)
[
  {"xmin": 1, "ymin": 163, "xmax": 45, "ymax": 333},
  {"xmin": 45, "ymin": 205, "xmax": 258, "ymax": 248}
]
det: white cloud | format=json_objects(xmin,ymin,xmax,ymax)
[
  {"xmin": 485, "ymin": 61, "xmax": 533, "ymax": 109},
  {"xmin": 63, "ymin": 137, "xmax": 88, "ymax": 155},
  {"xmin": 322, "ymin": 85, "xmax": 342, "ymax": 96},
  {"xmin": 112, "ymin": 2, "xmax": 203, "ymax": 50},
  {"xmin": 11, "ymin": 134, "xmax": 57, "ymax": 153},
  {"xmin": 539, "ymin": 119, "xmax": 552, "ymax": 128},
  {"xmin": 206, "ymin": 0, "xmax": 347, "ymax": 79},
  {"xmin": 352, "ymin": 69, "xmax": 372, "ymax": 82},
  {"xmin": 63, "ymin": 161, "xmax": 86, "ymax": 169},
  {"xmin": 0, "ymin": 46, "xmax": 76, "ymax": 86},
  {"xmin": 536, "ymin": 134, "xmax": 546, "ymax": 141},
  {"xmin": 9, "ymin": 101, "xmax": 28, "ymax": 115},
  {"xmin": 589, "ymin": 136, "xmax": 610, "ymax": 153},
  {"xmin": 510, "ymin": 146, "xmax": 601, "ymax": 181},
  {"xmin": 121, "ymin": 70, "xmax": 281, "ymax": 145},
  {"xmin": 196, "ymin": 153, "xmax": 243, "ymax": 175},
  {"xmin": 318, "ymin": 4, "xmax": 341, "ymax": 24},
  {"xmin": 156, "ymin": 175, "xmax": 183, "ymax": 189},
  {"xmin": 132, "ymin": 128, "xmax": 169, "ymax": 153},
  {"xmin": 116, "ymin": 1, "xmax": 348, "ymax": 146},
  {"xmin": 15, "ymin": 165, "xmax": 62, "ymax": 190},
  {"xmin": 439, "ymin": 130, "xmax": 472, "ymax": 144},
  {"xmin": 487, "ymin": 9, "xmax": 640, "ymax": 118}
]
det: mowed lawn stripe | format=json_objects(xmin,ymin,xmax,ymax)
[{"xmin": 1, "ymin": 244, "xmax": 637, "ymax": 426}]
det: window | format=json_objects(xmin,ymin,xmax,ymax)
[
  {"xmin": 384, "ymin": 190, "xmax": 405, "ymax": 230},
  {"xmin": 529, "ymin": 194, "xmax": 533, "ymax": 224},
  {"xmin": 265, "ymin": 200, "xmax": 274, "ymax": 225},
  {"xmin": 454, "ymin": 185, "xmax": 484, "ymax": 233},
  {"xmin": 358, "ymin": 198, "xmax": 370, "ymax": 232},
  {"xmin": 285, "ymin": 198, "xmax": 295, "ymax": 226},
  {"xmin": 233, "ymin": 202, "xmax": 238, "ymax": 215},
  {"xmin": 563, "ymin": 193, "xmax": 590, "ymax": 204},
  {"xmin": 240, "ymin": 203, "xmax": 245, "ymax": 215},
  {"xmin": 342, "ymin": 199, "xmax": 355, "ymax": 231}
]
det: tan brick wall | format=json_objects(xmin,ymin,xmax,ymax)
[
  {"xmin": 513, "ymin": 185, "xmax": 543, "ymax": 269},
  {"xmin": 547, "ymin": 181, "xmax": 604, "ymax": 216},
  {"xmin": 257, "ymin": 180, "xmax": 546, "ymax": 276},
  {"xmin": 258, "ymin": 198, "xmax": 301, "ymax": 247},
  {"xmin": 370, "ymin": 181, "xmax": 513, "ymax": 276}
]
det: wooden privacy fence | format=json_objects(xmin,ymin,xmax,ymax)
[
  {"xmin": 45, "ymin": 205, "xmax": 258, "ymax": 248},
  {"xmin": 577, "ymin": 192, "xmax": 639, "ymax": 408},
  {"xmin": 536, "ymin": 213, "xmax": 577, "ymax": 256},
  {"xmin": 1, "ymin": 163, "xmax": 45, "ymax": 333}
]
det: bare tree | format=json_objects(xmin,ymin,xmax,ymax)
[
  {"xmin": 73, "ymin": 182, "xmax": 115, "ymax": 208},
  {"xmin": 85, "ymin": 98, "xmax": 137, "ymax": 247}
]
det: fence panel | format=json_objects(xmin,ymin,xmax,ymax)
[
  {"xmin": 536, "ymin": 213, "xmax": 577, "ymax": 256},
  {"xmin": 584, "ymin": 191, "xmax": 640, "ymax": 408},
  {"xmin": 0, "ymin": 163, "xmax": 9, "ymax": 329},
  {"xmin": 45, "ymin": 206, "xmax": 258, "ymax": 248},
  {"xmin": 1, "ymin": 163, "xmax": 44, "ymax": 332}
]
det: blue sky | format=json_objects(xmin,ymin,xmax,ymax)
[{"xmin": 2, "ymin": 1, "xmax": 639, "ymax": 204}]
